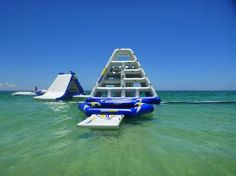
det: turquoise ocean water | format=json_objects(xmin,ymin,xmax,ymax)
[{"xmin": 0, "ymin": 91, "xmax": 236, "ymax": 176}]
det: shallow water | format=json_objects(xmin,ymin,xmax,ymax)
[{"xmin": 0, "ymin": 91, "xmax": 236, "ymax": 176}]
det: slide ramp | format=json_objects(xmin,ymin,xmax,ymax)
[{"xmin": 34, "ymin": 72, "xmax": 84, "ymax": 100}]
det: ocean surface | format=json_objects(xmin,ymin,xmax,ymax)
[{"xmin": 0, "ymin": 91, "xmax": 236, "ymax": 176}]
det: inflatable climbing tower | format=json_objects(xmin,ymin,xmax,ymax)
[
  {"xmin": 90, "ymin": 48, "xmax": 158, "ymax": 99},
  {"xmin": 78, "ymin": 49, "xmax": 161, "ymax": 128}
]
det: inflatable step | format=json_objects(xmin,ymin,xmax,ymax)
[{"xmin": 77, "ymin": 114, "xmax": 124, "ymax": 129}]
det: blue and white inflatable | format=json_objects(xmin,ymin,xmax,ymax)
[
  {"xmin": 78, "ymin": 48, "xmax": 162, "ymax": 120},
  {"xmin": 34, "ymin": 71, "xmax": 85, "ymax": 100},
  {"xmin": 78, "ymin": 97, "xmax": 160, "ymax": 118}
]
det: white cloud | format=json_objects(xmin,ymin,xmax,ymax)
[{"xmin": 0, "ymin": 82, "xmax": 17, "ymax": 90}]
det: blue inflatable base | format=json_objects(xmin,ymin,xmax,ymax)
[
  {"xmin": 78, "ymin": 96, "xmax": 161, "ymax": 118},
  {"xmin": 86, "ymin": 96, "xmax": 161, "ymax": 105},
  {"xmin": 78, "ymin": 102, "xmax": 154, "ymax": 118}
]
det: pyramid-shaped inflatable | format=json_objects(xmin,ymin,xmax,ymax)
[
  {"xmin": 90, "ymin": 48, "xmax": 159, "ymax": 100},
  {"xmin": 78, "ymin": 49, "xmax": 161, "ymax": 128}
]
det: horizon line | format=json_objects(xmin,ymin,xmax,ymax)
[{"xmin": 1, "ymin": 89, "xmax": 236, "ymax": 92}]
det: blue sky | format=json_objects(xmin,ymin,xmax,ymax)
[{"xmin": 0, "ymin": 0, "xmax": 235, "ymax": 90}]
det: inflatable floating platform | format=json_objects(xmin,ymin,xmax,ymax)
[
  {"xmin": 77, "ymin": 97, "xmax": 160, "ymax": 129},
  {"xmin": 12, "ymin": 86, "xmax": 47, "ymax": 96},
  {"xmin": 77, "ymin": 114, "xmax": 124, "ymax": 129},
  {"xmin": 78, "ymin": 48, "xmax": 161, "ymax": 129},
  {"xmin": 79, "ymin": 97, "xmax": 160, "ymax": 118}
]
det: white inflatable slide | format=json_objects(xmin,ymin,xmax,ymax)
[{"xmin": 34, "ymin": 72, "xmax": 85, "ymax": 101}]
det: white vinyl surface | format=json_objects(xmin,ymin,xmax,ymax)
[
  {"xmin": 77, "ymin": 114, "xmax": 124, "ymax": 129},
  {"xmin": 34, "ymin": 74, "xmax": 72, "ymax": 100},
  {"xmin": 12, "ymin": 92, "xmax": 36, "ymax": 96}
]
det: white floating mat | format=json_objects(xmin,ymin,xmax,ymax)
[
  {"xmin": 77, "ymin": 114, "xmax": 124, "ymax": 129},
  {"xmin": 12, "ymin": 91, "xmax": 36, "ymax": 96}
]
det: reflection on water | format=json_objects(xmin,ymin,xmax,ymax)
[
  {"xmin": 44, "ymin": 101, "xmax": 70, "ymax": 113},
  {"xmin": 123, "ymin": 113, "xmax": 155, "ymax": 126},
  {"xmin": 54, "ymin": 127, "xmax": 72, "ymax": 138},
  {"xmin": 78, "ymin": 129, "xmax": 120, "ymax": 139}
]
